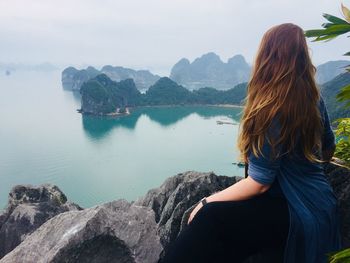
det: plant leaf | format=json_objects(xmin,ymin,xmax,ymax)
[
  {"xmin": 304, "ymin": 29, "xmax": 330, "ymax": 37},
  {"xmin": 328, "ymin": 247, "xmax": 350, "ymax": 263},
  {"xmin": 313, "ymin": 34, "xmax": 339, "ymax": 42},
  {"xmin": 321, "ymin": 22, "xmax": 335, "ymax": 28},
  {"xmin": 323, "ymin": 13, "xmax": 350, "ymax": 25},
  {"xmin": 304, "ymin": 24, "xmax": 350, "ymax": 41},
  {"xmin": 341, "ymin": 3, "xmax": 350, "ymax": 23},
  {"xmin": 322, "ymin": 24, "xmax": 350, "ymax": 34},
  {"xmin": 336, "ymin": 84, "xmax": 350, "ymax": 104}
]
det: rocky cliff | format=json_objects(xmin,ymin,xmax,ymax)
[
  {"xmin": 62, "ymin": 66, "xmax": 100, "ymax": 91},
  {"xmin": 170, "ymin": 53, "xmax": 251, "ymax": 90},
  {"xmin": 80, "ymin": 74, "xmax": 142, "ymax": 115},
  {"xmin": 316, "ymin": 60, "xmax": 350, "ymax": 84},
  {"xmin": 0, "ymin": 162, "xmax": 349, "ymax": 263},
  {"xmin": 169, "ymin": 53, "xmax": 349, "ymax": 90},
  {"xmin": 62, "ymin": 66, "xmax": 160, "ymax": 91},
  {"xmin": 0, "ymin": 184, "xmax": 82, "ymax": 259}
]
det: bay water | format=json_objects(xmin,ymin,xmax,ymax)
[{"xmin": 0, "ymin": 71, "xmax": 244, "ymax": 209}]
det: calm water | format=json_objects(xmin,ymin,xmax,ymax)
[{"xmin": 0, "ymin": 71, "xmax": 244, "ymax": 210}]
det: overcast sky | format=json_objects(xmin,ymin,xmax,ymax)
[{"xmin": 1, "ymin": 0, "xmax": 350, "ymax": 75}]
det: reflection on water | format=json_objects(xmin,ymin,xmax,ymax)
[
  {"xmin": 82, "ymin": 111, "xmax": 142, "ymax": 140},
  {"xmin": 82, "ymin": 106, "xmax": 242, "ymax": 141}
]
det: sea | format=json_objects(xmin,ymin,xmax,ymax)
[{"xmin": 0, "ymin": 70, "xmax": 244, "ymax": 210}]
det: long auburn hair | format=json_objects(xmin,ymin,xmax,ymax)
[{"xmin": 237, "ymin": 23, "xmax": 323, "ymax": 164}]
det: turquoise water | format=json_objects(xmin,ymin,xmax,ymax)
[{"xmin": 0, "ymin": 71, "xmax": 244, "ymax": 209}]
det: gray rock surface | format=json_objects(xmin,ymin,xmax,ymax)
[
  {"xmin": 315, "ymin": 60, "xmax": 350, "ymax": 84},
  {"xmin": 101, "ymin": 66, "xmax": 160, "ymax": 91},
  {"xmin": 62, "ymin": 66, "xmax": 160, "ymax": 91},
  {"xmin": 324, "ymin": 161, "xmax": 350, "ymax": 247},
  {"xmin": 170, "ymin": 53, "xmax": 251, "ymax": 90},
  {"xmin": 0, "ymin": 184, "xmax": 81, "ymax": 259},
  {"xmin": 62, "ymin": 66, "xmax": 100, "ymax": 91},
  {"xmin": 1, "ymin": 162, "xmax": 349, "ymax": 262},
  {"xmin": 134, "ymin": 171, "xmax": 241, "ymax": 250},
  {"xmin": 0, "ymin": 199, "xmax": 162, "ymax": 263}
]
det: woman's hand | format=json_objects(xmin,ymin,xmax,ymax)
[{"xmin": 187, "ymin": 198, "xmax": 206, "ymax": 225}]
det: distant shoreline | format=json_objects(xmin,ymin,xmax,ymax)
[
  {"xmin": 78, "ymin": 104, "xmax": 244, "ymax": 117},
  {"xmin": 209, "ymin": 104, "xmax": 244, "ymax": 108},
  {"xmin": 133, "ymin": 103, "xmax": 244, "ymax": 109}
]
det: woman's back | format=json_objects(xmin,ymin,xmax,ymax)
[{"xmin": 249, "ymin": 96, "xmax": 342, "ymax": 262}]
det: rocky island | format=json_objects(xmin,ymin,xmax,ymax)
[
  {"xmin": 0, "ymin": 161, "xmax": 349, "ymax": 262},
  {"xmin": 170, "ymin": 53, "xmax": 251, "ymax": 90},
  {"xmin": 61, "ymin": 57, "xmax": 350, "ymax": 119},
  {"xmin": 78, "ymin": 71, "xmax": 350, "ymax": 121},
  {"xmin": 62, "ymin": 66, "xmax": 160, "ymax": 91},
  {"xmin": 79, "ymin": 74, "xmax": 142, "ymax": 115},
  {"xmin": 78, "ymin": 74, "xmax": 247, "ymax": 115}
]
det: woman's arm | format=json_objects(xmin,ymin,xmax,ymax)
[
  {"xmin": 188, "ymin": 120, "xmax": 280, "ymax": 224},
  {"xmin": 206, "ymin": 176, "xmax": 271, "ymax": 202},
  {"xmin": 187, "ymin": 176, "xmax": 271, "ymax": 224}
]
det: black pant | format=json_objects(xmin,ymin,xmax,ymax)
[{"xmin": 161, "ymin": 192, "xmax": 290, "ymax": 263}]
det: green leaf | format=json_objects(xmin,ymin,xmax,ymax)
[
  {"xmin": 323, "ymin": 13, "xmax": 350, "ymax": 25},
  {"xmin": 312, "ymin": 34, "xmax": 339, "ymax": 42},
  {"xmin": 321, "ymin": 22, "xmax": 335, "ymax": 28},
  {"xmin": 322, "ymin": 24, "xmax": 350, "ymax": 34},
  {"xmin": 305, "ymin": 24, "xmax": 350, "ymax": 41},
  {"xmin": 328, "ymin": 247, "xmax": 350, "ymax": 263},
  {"xmin": 304, "ymin": 29, "xmax": 329, "ymax": 37},
  {"xmin": 336, "ymin": 84, "xmax": 350, "ymax": 104}
]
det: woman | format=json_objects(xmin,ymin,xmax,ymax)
[{"xmin": 161, "ymin": 23, "xmax": 342, "ymax": 263}]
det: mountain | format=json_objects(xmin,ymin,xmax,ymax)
[
  {"xmin": 320, "ymin": 72, "xmax": 350, "ymax": 122},
  {"xmin": 170, "ymin": 52, "xmax": 251, "ymax": 90},
  {"xmin": 141, "ymin": 77, "xmax": 192, "ymax": 105},
  {"xmin": 169, "ymin": 52, "xmax": 348, "ymax": 89},
  {"xmin": 101, "ymin": 65, "xmax": 160, "ymax": 91},
  {"xmin": 80, "ymin": 74, "xmax": 141, "ymax": 115},
  {"xmin": 62, "ymin": 66, "xmax": 100, "ymax": 91},
  {"xmin": 316, "ymin": 60, "xmax": 350, "ymax": 84},
  {"xmin": 61, "ymin": 66, "xmax": 160, "ymax": 91},
  {"xmin": 79, "ymin": 74, "xmax": 247, "ymax": 115},
  {"xmin": 79, "ymin": 70, "xmax": 350, "ymax": 118}
]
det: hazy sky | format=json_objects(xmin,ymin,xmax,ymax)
[{"xmin": 1, "ymin": 0, "xmax": 350, "ymax": 75}]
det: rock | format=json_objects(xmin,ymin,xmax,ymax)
[
  {"xmin": 62, "ymin": 66, "xmax": 100, "ymax": 91},
  {"xmin": 324, "ymin": 161, "xmax": 350, "ymax": 247},
  {"xmin": 101, "ymin": 66, "xmax": 161, "ymax": 91},
  {"xmin": 135, "ymin": 164, "xmax": 350, "ymax": 263},
  {"xmin": 320, "ymin": 72, "xmax": 350, "ymax": 122},
  {"xmin": 79, "ymin": 74, "xmax": 142, "ymax": 115},
  {"xmin": 0, "ymin": 199, "xmax": 162, "ymax": 263},
  {"xmin": 134, "ymin": 171, "xmax": 241, "ymax": 253},
  {"xmin": 1, "ymin": 162, "xmax": 349, "ymax": 262},
  {"xmin": 315, "ymin": 60, "xmax": 350, "ymax": 84},
  {"xmin": 0, "ymin": 184, "xmax": 82, "ymax": 259},
  {"xmin": 170, "ymin": 52, "xmax": 251, "ymax": 90},
  {"xmin": 61, "ymin": 66, "xmax": 160, "ymax": 92},
  {"xmin": 61, "ymin": 66, "xmax": 78, "ymax": 90}
]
